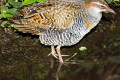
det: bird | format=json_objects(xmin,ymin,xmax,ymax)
[{"xmin": 9, "ymin": 0, "xmax": 115, "ymax": 63}]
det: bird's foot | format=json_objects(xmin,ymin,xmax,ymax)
[
  {"xmin": 59, "ymin": 54, "xmax": 70, "ymax": 63},
  {"xmin": 59, "ymin": 57, "xmax": 64, "ymax": 64},
  {"xmin": 61, "ymin": 55, "xmax": 69, "ymax": 57},
  {"xmin": 48, "ymin": 53, "xmax": 69, "ymax": 59},
  {"xmin": 48, "ymin": 52, "xmax": 58, "ymax": 59}
]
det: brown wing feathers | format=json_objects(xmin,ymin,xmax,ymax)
[{"xmin": 11, "ymin": 0, "xmax": 80, "ymax": 35}]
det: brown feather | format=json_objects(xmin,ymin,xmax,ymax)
[{"xmin": 12, "ymin": 0, "xmax": 83, "ymax": 35}]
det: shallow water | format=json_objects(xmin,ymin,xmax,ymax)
[{"xmin": 0, "ymin": 7, "xmax": 120, "ymax": 80}]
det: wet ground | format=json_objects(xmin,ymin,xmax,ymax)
[{"xmin": 0, "ymin": 6, "xmax": 120, "ymax": 80}]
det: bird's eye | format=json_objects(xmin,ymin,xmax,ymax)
[{"xmin": 100, "ymin": 5, "xmax": 105, "ymax": 8}]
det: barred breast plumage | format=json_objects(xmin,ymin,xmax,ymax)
[
  {"xmin": 39, "ymin": 14, "xmax": 99, "ymax": 46},
  {"xmin": 10, "ymin": 0, "xmax": 115, "ymax": 63}
]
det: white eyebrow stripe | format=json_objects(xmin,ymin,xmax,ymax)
[
  {"xmin": 92, "ymin": 2, "xmax": 103, "ymax": 6},
  {"xmin": 92, "ymin": 2, "xmax": 108, "ymax": 7}
]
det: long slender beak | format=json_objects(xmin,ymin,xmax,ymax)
[{"xmin": 106, "ymin": 7, "xmax": 116, "ymax": 14}]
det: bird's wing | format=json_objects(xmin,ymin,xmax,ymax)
[{"xmin": 12, "ymin": 0, "xmax": 84, "ymax": 35}]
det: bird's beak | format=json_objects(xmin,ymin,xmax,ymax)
[{"xmin": 106, "ymin": 7, "xmax": 116, "ymax": 14}]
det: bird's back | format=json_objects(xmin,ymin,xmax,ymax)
[{"xmin": 11, "ymin": 0, "xmax": 100, "ymax": 46}]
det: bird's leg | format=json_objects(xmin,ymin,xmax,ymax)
[
  {"xmin": 56, "ymin": 45, "xmax": 64, "ymax": 64},
  {"xmin": 48, "ymin": 46, "xmax": 58, "ymax": 59}
]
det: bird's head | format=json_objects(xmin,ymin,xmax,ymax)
[{"xmin": 85, "ymin": 0, "xmax": 116, "ymax": 16}]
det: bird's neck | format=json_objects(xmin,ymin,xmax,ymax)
[
  {"xmin": 87, "ymin": 7, "xmax": 102, "ymax": 20},
  {"xmin": 85, "ymin": 7, "xmax": 102, "ymax": 27}
]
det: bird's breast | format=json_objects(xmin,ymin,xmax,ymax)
[{"xmin": 39, "ymin": 17, "xmax": 90, "ymax": 46}]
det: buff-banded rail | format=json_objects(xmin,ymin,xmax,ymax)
[{"xmin": 9, "ymin": 0, "xmax": 115, "ymax": 63}]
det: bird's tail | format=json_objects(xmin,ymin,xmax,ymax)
[{"xmin": 0, "ymin": 11, "xmax": 24, "ymax": 27}]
